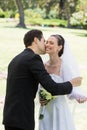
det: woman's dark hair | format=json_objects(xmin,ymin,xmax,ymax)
[
  {"xmin": 23, "ymin": 29, "xmax": 43, "ymax": 48},
  {"xmin": 51, "ymin": 34, "xmax": 65, "ymax": 57}
]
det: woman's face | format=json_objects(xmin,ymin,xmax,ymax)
[{"xmin": 45, "ymin": 36, "xmax": 61, "ymax": 55}]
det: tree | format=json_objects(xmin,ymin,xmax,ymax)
[
  {"xmin": 44, "ymin": 0, "xmax": 57, "ymax": 18},
  {"xmin": 59, "ymin": 0, "xmax": 65, "ymax": 9},
  {"xmin": 59, "ymin": 0, "xmax": 79, "ymax": 27},
  {"xmin": 0, "ymin": 0, "xmax": 16, "ymax": 11},
  {"xmin": 15, "ymin": 0, "xmax": 26, "ymax": 28}
]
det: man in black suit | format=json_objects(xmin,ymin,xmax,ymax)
[{"xmin": 3, "ymin": 29, "xmax": 81, "ymax": 130}]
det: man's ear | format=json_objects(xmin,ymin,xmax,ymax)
[{"xmin": 34, "ymin": 37, "xmax": 38, "ymax": 44}]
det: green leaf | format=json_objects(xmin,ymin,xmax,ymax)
[{"xmin": 39, "ymin": 114, "xmax": 44, "ymax": 120}]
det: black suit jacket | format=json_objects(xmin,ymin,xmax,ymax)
[{"xmin": 3, "ymin": 48, "xmax": 72, "ymax": 130}]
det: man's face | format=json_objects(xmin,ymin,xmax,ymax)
[{"xmin": 37, "ymin": 36, "xmax": 46, "ymax": 54}]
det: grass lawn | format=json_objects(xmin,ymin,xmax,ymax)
[{"xmin": 0, "ymin": 21, "xmax": 87, "ymax": 130}]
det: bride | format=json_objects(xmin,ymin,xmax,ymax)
[{"xmin": 38, "ymin": 34, "xmax": 87, "ymax": 130}]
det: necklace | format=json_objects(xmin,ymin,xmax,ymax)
[{"xmin": 45, "ymin": 59, "xmax": 61, "ymax": 75}]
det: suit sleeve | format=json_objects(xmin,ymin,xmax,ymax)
[{"xmin": 28, "ymin": 55, "xmax": 72, "ymax": 96}]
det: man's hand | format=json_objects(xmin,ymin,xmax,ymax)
[{"xmin": 70, "ymin": 77, "xmax": 82, "ymax": 87}]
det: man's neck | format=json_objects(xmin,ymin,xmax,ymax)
[{"xmin": 27, "ymin": 46, "xmax": 39, "ymax": 54}]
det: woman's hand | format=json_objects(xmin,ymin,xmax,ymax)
[
  {"xmin": 70, "ymin": 77, "xmax": 82, "ymax": 87},
  {"xmin": 39, "ymin": 98, "xmax": 50, "ymax": 106},
  {"xmin": 76, "ymin": 97, "xmax": 87, "ymax": 103}
]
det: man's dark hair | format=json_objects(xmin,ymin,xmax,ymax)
[{"xmin": 23, "ymin": 29, "xmax": 43, "ymax": 48}]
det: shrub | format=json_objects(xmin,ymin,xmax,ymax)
[
  {"xmin": 70, "ymin": 11, "xmax": 87, "ymax": 29},
  {"xmin": 48, "ymin": 10, "xmax": 58, "ymax": 19},
  {"xmin": 0, "ymin": 8, "xmax": 5, "ymax": 18},
  {"xmin": 24, "ymin": 9, "xmax": 42, "ymax": 19}
]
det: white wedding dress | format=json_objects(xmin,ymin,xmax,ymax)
[
  {"xmin": 38, "ymin": 60, "xmax": 87, "ymax": 130},
  {"xmin": 38, "ymin": 42, "xmax": 87, "ymax": 130},
  {"xmin": 39, "ymin": 74, "xmax": 76, "ymax": 130}
]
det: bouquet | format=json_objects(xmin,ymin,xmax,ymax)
[
  {"xmin": 39, "ymin": 88, "xmax": 52, "ymax": 102},
  {"xmin": 39, "ymin": 88, "xmax": 57, "ymax": 120}
]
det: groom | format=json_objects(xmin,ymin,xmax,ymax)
[{"xmin": 3, "ymin": 29, "xmax": 81, "ymax": 130}]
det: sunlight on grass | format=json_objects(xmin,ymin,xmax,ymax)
[
  {"xmin": 0, "ymin": 80, "xmax": 6, "ymax": 96},
  {"xmin": 0, "ymin": 109, "xmax": 4, "ymax": 130}
]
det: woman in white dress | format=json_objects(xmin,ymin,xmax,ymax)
[{"xmin": 38, "ymin": 34, "xmax": 87, "ymax": 130}]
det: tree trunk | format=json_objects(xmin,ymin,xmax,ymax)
[
  {"xmin": 64, "ymin": 1, "xmax": 71, "ymax": 28},
  {"xmin": 15, "ymin": 0, "xmax": 26, "ymax": 28},
  {"xmin": 45, "ymin": 0, "xmax": 57, "ymax": 18}
]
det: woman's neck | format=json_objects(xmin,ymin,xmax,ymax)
[
  {"xmin": 45, "ymin": 54, "xmax": 61, "ymax": 75},
  {"xmin": 48, "ymin": 54, "xmax": 60, "ymax": 66}
]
